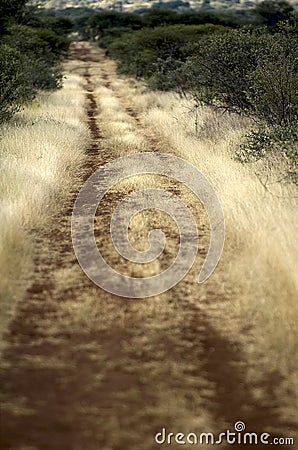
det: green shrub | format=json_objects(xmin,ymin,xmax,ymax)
[
  {"xmin": 3, "ymin": 25, "xmax": 67, "ymax": 90},
  {"xmin": 141, "ymin": 9, "xmax": 246, "ymax": 28},
  {"xmin": 245, "ymin": 34, "xmax": 298, "ymax": 127},
  {"xmin": 236, "ymin": 125, "xmax": 298, "ymax": 183},
  {"xmin": 0, "ymin": 0, "xmax": 27, "ymax": 35},
  {"xmin": 4, "ymin": 24, "xmax": 69, "ymax": 62},
  {"xmin": 148, "ymin": 57, "xmax": 184, "ymax": 91},
  {"xmin": 183, "ymin": 27, "xmax": 298, "ymax": 127},
  {"xmin": 108, "ymin": 24, "xmax": 226, "ymax": 85},
  {"xmin": 175, "ymin": 23, "xmax": 298, "ymax": 175},
  {"xmin": 87, "ymin": 12, "xmax": 144, "ymax": 40},
  {"xmin": 0, "ymin": 1, "xmax": 70, "ymax": 123},
  {"xmin": 255, "ymin": 0, "xmax": 294, "ymax": 27},
  {"xmin": 0, "ymin": 44, "xmax": 34, "ymax": 123},
  {"xmin": 83, "ymin": 9, "xmax": 246, "ymax": 42}
]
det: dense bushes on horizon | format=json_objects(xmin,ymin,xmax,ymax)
[
  {"xmin": 181, "ymin": 24, "xmax": 298, "ymax": 175},
  {"xmin": 182, "ymin": 26, "xmax": 298, "ymax": 126},
  {"xmin": 0, "ymin": 0, "xmax": 71, "ymax": 123},
  {"xmin": 95, "ymin": 4, "xmax": 297, "ymax": 176},
  {"xmin": 108, "ymin": 23, "xmax": 226, "ymax": 85},
  {"xmin": 0, "ymin": 44, "xmax": 34, "ymax": 123},
  {"xmin": 106, "ymin": 20, "xmax": 298, "ymax": 128}
]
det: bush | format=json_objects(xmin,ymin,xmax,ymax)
[
  {"xmin": 0, "ymin": 1, "xmax": 70, "ymax": 123},
  {"xmin": 108, "ymin": 24, "xmax": 226, "ymax": 86},
  {"xmin": 0, "ymin": 0, "xmax": 27, "ymax": 34},
  {"xmin": 148, "ymin": 57, "xmax": 184, "ymax": 91},
  {"xmin": 255, "ymin": 0, "xmax": 294, "ymax": 27},
  {"xmin": 87, "ymin": 12, "xmax": 144, "ymax": 40},
  {"xmin": 4, "ymin": 24, "xmax": 69, "ymax": 62},
  {"xmin": 141, "ymin": 9, "xmax": 246, "ymax": 28},
  {"xmin": 183, "ymin": 26, "xmax": 298, "ymax": 127},
  {"xmin": 0, "ymin": 44, "xmax": 34, "ymax": 122},
  {"xmin": 174, "ymin": 23, "xmax": 298, "ymax": 175},
  {"xmin": 3, "ymin": 25, "xmax": 67, "ymax": 90},
  {"xmin": 235, "ymin": 125, "xmax": 298, "ymax": 183},
  {"xmin": 83, "ymin": 9, "xmax": 247, "ymax": 41},
  {"xmin": 246, "ymin": 34, "xmax": 298, "ymax": 126}
]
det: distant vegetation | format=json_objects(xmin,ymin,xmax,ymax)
[
  {"xmin": 79, "ymin": 0, "xmax": 297, "ymax": 181},
  {"xmin": 0, "ymin": 0, "xmax": 71, "ymax": 123},
  {"xmin": 108, "ymin": 24, "xmax": 226, "ymax": 87},
  {"xmin": 1, "ymin": 0, "xmax": 296, "ymax": 178},
  {"xmin": 44, "ymin": 0, "xmax": 298, "ymax": 15}
]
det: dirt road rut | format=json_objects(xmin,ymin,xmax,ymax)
[{"xmin": 0, "ymin": 42, "xmax": 295, "ymax": 450}]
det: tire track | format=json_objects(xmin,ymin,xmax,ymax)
[
  {"xmin": 97, "ymin": 54, "xmax": 297, "ymax": 447},
  {"xmin": 0, "ymin": 42, "xmax": 295, "ymax": 450}
]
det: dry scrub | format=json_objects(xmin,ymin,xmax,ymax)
[
  {"xmin": 83, "ymin": 53, "xmax": 298, "ymax": 425},
  {"xmin": 0, "ymin": 74, "xmax": 89, "ymax": 349},
  {"xmin": 130, "ymin": 89, "xmax": 298, "ymax": 422},
  {"xmin": 1, "ymin": 43, "xmax": 296, "ymax": 449}
]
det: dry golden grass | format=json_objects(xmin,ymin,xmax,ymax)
[
  {"xmin": 83, "ymin": 52, "xmax": 298, "ymax": 423},
  {"xmin": 0, "ymin": 74, "xmax": 89, "ymax": 350},
  {"xmin": 1, "ymin": 43, "xmax": 296, "ymax": 449},
  {"xmin": 76, "ymin": 56, "xmax": 298, "ymax": 437},
  {"xmin": 130, "ymin": 91, "xmax": 298, "ymax": 420}
]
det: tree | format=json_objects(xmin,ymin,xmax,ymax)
[
  {"xmin": 201, "ymin": 0, "xmax": 210, "ymax": 10},
  {"xmin": 108, "ymin": 24, "xmax": 225, "ymax": 83},
  {"xmin": 0, "ymin": 0, "xmax": 27, "ymax": 34},
  {"xmin": 0, "ymin": 44, "xmax": 34, "ymax": 122},
  {"xmin": 255, "ymin": 0, "xmax": 294, "ymax": 27},
  {"xmin": 183, "ymin": 27, "xmax": 298, "ymax": 127},
  {"xmin": 0, "ymin": 0, "xmax": 70, "ymax": 122}
]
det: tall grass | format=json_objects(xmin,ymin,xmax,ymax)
[
  {"xmin": 0, "ymin": 74, "xmax": 89, "ymax": 350},
  {"xmin": 118, "ymin": 85, "xmax": 298, "ymax": 421}
]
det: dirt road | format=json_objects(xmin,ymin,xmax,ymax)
[{"xmin": 0, "ymin": 43, "xmax": 295, "ymax": 450}]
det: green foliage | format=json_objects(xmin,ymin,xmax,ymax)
[
  {"xmin": 87, "ymin": 12, "xmax": 144, "ymax": 39},
  {"xmin": 255, "ymin": 0, "xmax": 294, "ymax": 27},
  {"xmin": 141, "ymin": 9, "xmax": 179, "ymax": 26},
  {"xmin": 4, "ymin": 24, "xmax": 69, "ymax": 61},
  {"xmin": 151, "ymin": 0, "xmax": 190, "ymax": 11},
  {"xmin": 23, "ymin": 14, "xmax": 73, "ymax": 35},
  {"xmin": 182, "ymin": 25, "xmax": 298, "ymax": 175},
  {"xmin": 3, "ymin": 25, "xmax": 68, "ymax": 90},
  {"xmin": 246, "ymin": 34, "xmax": 298, "ymax": 126},
  {"xmin": 141, "ymin": 9, "xmax": 247, "ymax": 28},
  {"xmin": 82, "ymin": 9, "xmax": 248, "ymax": 41},
  {"xmin": 170, "ymin": 10, "xmax": 247, "ymax": 28},
  {"xmin": 0, "ymin": 0, "xmax": 27, "ymax": 34},
  {"xmin": 237, "ymin": 125, "xmax": 298, "ymax": 162},
  {"xmin": 0, "ymin": 44, "xmax": 34, "ymax": 122},
  {"xmin": 236, "ymin": 125, "xmax": 298, "ymax": 183},
  {"xmin": 42, "ymin": 16, "xmax": 73, "ymax": 35},
  {"xmin": 183, "ymin": 29, "xmax": 258, "ymax": 114},
  {"xmin": 0, "ymin": 0, "xmax": 70, "ymax": 123},
  {"xmin": 85, "ymin": 8, "xmax": 297, "ymax": 176},
  {"xmin": 183, "ymin": 26, "xmax": 298, "ymax": 127},
  {"xmin": 108, "ymin": 24, "xmax": 226, "ymax": 87},
  {"xmin": 236, "ymin": 128, "xmax": 276, "ymax": 162}
]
